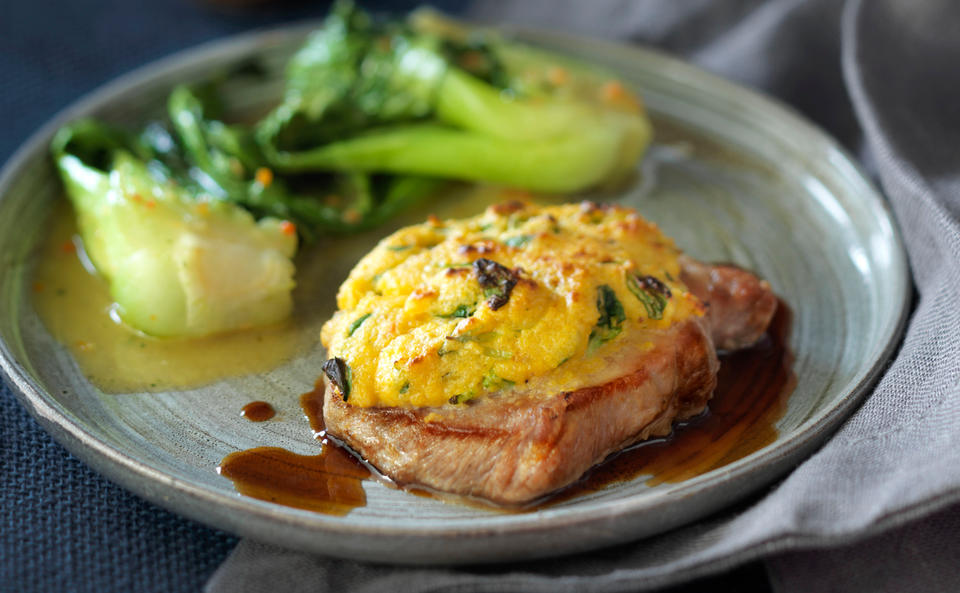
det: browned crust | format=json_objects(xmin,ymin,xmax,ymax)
[{"xmin": 323, "ymin": 317, "xmax": 718, "ymax": 506}]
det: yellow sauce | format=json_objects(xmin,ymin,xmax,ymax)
[
  {"xmin": 32, "ymin": 199, "xmax": 316, "ymax": 393},
  {"xmin": 322, "ymin": 201, "xmax": 704, "ymax": 408}
]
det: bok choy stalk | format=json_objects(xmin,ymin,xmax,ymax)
[
  {"xmin": 256, "ymin": 1, "xmax": 652, "ymax": 192},
  {"xmin": 51, "ymin": 120, "xmax": 297, "ymax": 337}
]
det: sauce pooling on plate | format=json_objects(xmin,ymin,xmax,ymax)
[
  {"xmin": 218, "ymin": 307, "xmax": 793, "ymax": 514},
  {"xmin": 31, "ymin": 200, "xmax": 319, "ymax": 393},
  {"xmin": 217, "ymin": 444, "xmax": 370, "ymax": 516},
  {"xmin": 550, "ymin": 300, "xmax": 794, "ymax": 504},
  {"xmin": 216, "ymin": 384, "xmax": 372, "ymax": 515}
]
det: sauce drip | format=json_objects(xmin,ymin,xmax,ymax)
[
  {"xmin": 217, "ymin": 444, "xmax": 370, "ymax": 515},
  {"xmin": 219, "ymin": 304, "xmax": 794, "ymax": 513},
  {"xmin": 300, "ymin": 381, "xmax": 326, "ymax": 437},
  {"xmin": 219, "ymin": 381, "xmax": 371, "ymax": 515},
  {"xmin": 550, "ymin": 300, "xmax": 795, "ymax": 504},
  {"xmin": 240, "ymin": 401, "xmax": 276, "ymax": 422}
]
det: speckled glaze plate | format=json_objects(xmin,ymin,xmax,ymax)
[{"xmin": 0, "ymin": 24, "xmax": 909, "ymax": 564}]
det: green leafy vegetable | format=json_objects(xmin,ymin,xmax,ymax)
[
  {"xmin": 257, "ymin": 2, "xmax": 445, "ymax": 155},
  {"xmin": 255, "ymin": 1, "xmax": 652, "ymax": 192},
  {"xmin": 437, "ymin": 304, "xmax": 475, "ymax": 318},
  {"xmin": 482, "ymin": 369, "xmax": 514, "ymax": 391},
  {"xmin": 483, "ymin": 348, "xmax": 513, "ymax": 360},
  {"xmin": 322, "ymin": 357, "xmax": 352, "ymax": 400},
  {"xmin": 48, "ymin": 1, "xmax": 653, "ymax": 338},
  {"xmin": 626, "ymin": 273, "xmax": 671, "ymax": 320},
  {"xmin": 51, "ymin": 120, "xmax": 296, "ymax": 337},
  {"xmin": 504, "ymin": 234, "xmax": 532, "ymax": 248},
  {"xmin": 167, "ymin": 83, "xmax": 442, "ymax": 237},
  {"xmin": 347, "ymin": 312, "xmax": 372, "ymax": 335},
  {"xmin": 588, "ymin": 284, "xmax": 625, "ymax": 350}
]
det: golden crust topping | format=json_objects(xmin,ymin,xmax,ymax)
[{"xmin": 321, "ymin": 201, "xmax": 704, "ymax": 408}]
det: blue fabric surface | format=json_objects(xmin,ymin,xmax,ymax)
[
  {"xmin": 0, "ymin": 380, "xmax": 238, "ymax": 592},
  {"xmin": 0, "ymin": 1, "xmax": 461, "ymax": 592}
]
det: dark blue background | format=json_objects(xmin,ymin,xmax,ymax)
[{"xmin": 0, "ymin": 2, "xmax": 769, "ymax": 591}]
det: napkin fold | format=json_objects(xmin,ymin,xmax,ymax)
[{"xmin": 208, "ymin": 0, "xmax": 960, "ymax": 591}]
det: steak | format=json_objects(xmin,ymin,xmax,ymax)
[{"xmin": 322, "ymin": 259, "xmax": 777, "ymax": 506}]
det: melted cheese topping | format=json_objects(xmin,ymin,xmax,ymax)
[{"xmin": 321, "ymin": 201, "xmax": 704, "ymax": 408}]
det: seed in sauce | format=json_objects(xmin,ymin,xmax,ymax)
[{"xmin": 240, "ymin": 401, "xmax": 276, "ymax": 422}]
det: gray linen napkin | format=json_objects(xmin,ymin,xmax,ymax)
[{"xmin": 206, "ymin": 0, "xmax": 960, "ymax": 590}]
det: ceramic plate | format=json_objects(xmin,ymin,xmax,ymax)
[{"xmin": 0, "ymin": 24, "xmax": 909, "ymax": 564}]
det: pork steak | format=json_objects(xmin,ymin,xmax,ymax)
[{"xmin": 320, "ymin": 204, "xmax": 777, "ymax": 506}]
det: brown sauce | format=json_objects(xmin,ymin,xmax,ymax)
[
  {"xmin": 300, "ymin": 381, "xmax": 326, "ymax": 437},
  {"xmin": 240, "ymin": 401, "xmax": 276, "ymax": 422},
  {"xmin": 219, "ymin": 302, "xmax": 794, "ymax": 513},
  {"xmin": 217, "ymin": 443, "xmax": 370, "ymax": 515},
  {"xmin": 549, "ymin": 300, "xmax": 794, "ymax": 504},
  {"xmin": 218, "ymin": 382, "xmax": 371, "ymax": 515}
]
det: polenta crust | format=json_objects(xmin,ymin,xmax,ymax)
[{"xmin": 321, "ymin": 201, "xmax": 704, "ymax": 408}]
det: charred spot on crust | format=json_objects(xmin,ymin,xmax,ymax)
[
  {"xmin": 639, "ymin": 275, "xmax": 671, "ymax": 298},
  {"xmin": 626, "ymin": 274, "xmax": 672, "ymax": 320},
  {"xmin": 473, "ymin": 258, "xmax": 518, "ymax": 311},
  {"xmin": 458, "ymin": 241, "xmax": 497, "ymax": 255},
  {"xmin": 489, "ymin": 201, "xmax": 528, "ymax": 216}
]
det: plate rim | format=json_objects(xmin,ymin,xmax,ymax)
[{"xmin": 0, "ymin": 22, "xmax": 911, "ymax": 563}]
